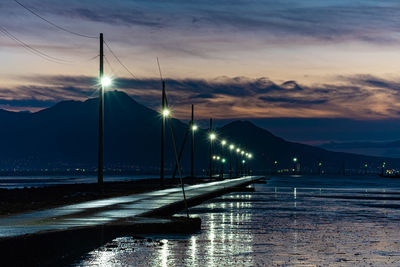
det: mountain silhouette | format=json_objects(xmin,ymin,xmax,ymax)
[{"xmin": 0, "ymin": 90, "xmax": 398, "ymax": 174}]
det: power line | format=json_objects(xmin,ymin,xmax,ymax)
[
  {"xmin": 103, "ymin": 40, "xmax": 137, "ymax": 79},
  {"xmin": 13, "ymin": 0, "xmax": 97, "ymax": 39},
  {"xmin": 103, "ymin": 55, "xmax": 117, "ymax": 76},
  {"xmin": 0, "ymin": 26, "xmax": 71, "ymax": 64}
]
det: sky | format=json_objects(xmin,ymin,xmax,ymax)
[{"xmin": 1, "ymin": 0, "xmax": 400, "ymax": 153}]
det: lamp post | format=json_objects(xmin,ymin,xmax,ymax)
[
  {"xmin": 97, "ymin": 32, "xmax": 112, "ymax": 186},
  {"xmin": 274, "ymin": 160, "xmax": 278, "ymax": 174},
  {"xmin": 318, "ymin": 161, "xmax": 322, "ymax": 175},
  {"xmin": 160, "ymin": 80, "xmax": 169, "ymax": 185},
  {"xmin": 229, "ymin": 144, "xmax": 234, "ymax": 178},
  {"xmin": 382, "ymin": 162, "xmax": 386, "ymax": 176},
  {"xmin": 209, "ymin": 131, "xmax": 216, "ymax": 180},
  {"xmin": 246, "ymin": 153, "xmax": 252, "ymax": 176},
  {"xmin": 235, "ymin": 148, "xmax": 240, "ymax": 177},
  {"xmin": 191, "ymin": 116, "xmax": 197, "ymax": 179},
  {"xmin": 240, "ymin": 150, "xmax": 245, "ymax": 177},
  {"xmin": 221, "ymin": 158, "xmax": 226, "ymax": 179},
  {"xmin": 293, "ymin": 157, "xmax": 298, "ymax": 175}
]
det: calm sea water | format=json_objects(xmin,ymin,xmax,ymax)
[{"xmin": 76, "ymin": 175, "xmax": 400, "ymax": 266}]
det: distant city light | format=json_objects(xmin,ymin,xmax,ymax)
[
  {"xmin": 293, "ymin": 157, "xmax": 298, "ymax": 162},
  {"xmin": 222, "ymin": 158, "xmax": 226, "ymax": 163}
]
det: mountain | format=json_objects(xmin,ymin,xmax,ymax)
[
  {"xmin": 319, "ymin": 140, "xmax": 400, "ymax": 158},
  {"xmin": 220, "ymin": 121, "xmax": 400, "ymax": 173},
  {"xmin": 0, "ymin": 90, "xmax": 398, "ymax": 174}
]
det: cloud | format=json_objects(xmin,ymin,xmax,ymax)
[{"xmin": 2, "ymin": 73, "xmax": 400, "ymax": 120}]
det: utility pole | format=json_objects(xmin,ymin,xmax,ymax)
[
  {"xmin": 98, "ymin": 33, "xmax": 104, "ymax": 185},
  {"xmin": 209, "ymin": 118, "xmax": 213, "ymax": 180},
  {"xmin": 191, "ymin": 104, "xmax": 194, "ymax": 178},
  {"xmin": 160, "ymin": 81, "xmax": 166, "ymax": 184}
]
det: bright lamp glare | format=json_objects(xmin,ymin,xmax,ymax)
[
  {"xmin": 209, "ymin": 133, "xmax": 216, "ymax": 140},
  {"xmin": 101, "ymin": 76, "xmax": 112, "ymax": 87},
  {"xmin": 221, "ymin": 140, "xmax": 227, "ymax": 146},
  {"xmin": 229, "ymin": 144, "xmax": 234, "ymax": 150},
  {"xmin": 162, "ymin": 109, "xmax": 170, "ymax": 117},
  {"xmin": 192, "ymin": 125, "xmax": 198, "ymax": 131}
]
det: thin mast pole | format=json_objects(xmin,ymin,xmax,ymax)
[{"xmin": 98, "ymin": 33, "xmax": 104, "ymax": 185}]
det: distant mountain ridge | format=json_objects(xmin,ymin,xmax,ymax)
[{"xmin": 0, "ymin": 90, "xmax": 398, "ymax": 174}]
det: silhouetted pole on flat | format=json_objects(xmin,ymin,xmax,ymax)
[
  {"xmin": 160, "ymin": 81, "xmax": 166, "ymax": 184},
  {"xmin": 209, "ymin": 118, "xmax": 213, "ymax": 180},
  {"xmin": 236, "ymin": 151, "xmax": 239, "ymax": 177},
  {"xmin": 191, "ymin": 105, "xmax": 194, "ymax": 178},
  {"xmin": 229, "ymin": 150, "xmax": 232, "ymax": 178},
  {"xmin": 98, "ymin": 33, "xmax": 104, "ymax": 185}
]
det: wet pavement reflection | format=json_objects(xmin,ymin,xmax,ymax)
[{"xmin": 76, "ymin": 175, "xmax": 400, "ymax": 266}]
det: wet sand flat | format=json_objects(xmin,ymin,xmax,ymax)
[{"xmin": 76, "ymin": 175, "xmax": 400, "ymax": 266}]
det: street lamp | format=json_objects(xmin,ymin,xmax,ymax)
[
  {"xmin": 235, "ymin": 147, "xmax": 240, "ymax": 177},
  {"xmin": 98, "ymin": 73, "xmax": 112, "ymax": 185},
  {"xmin": 221, "ymin": 158, "xmax": 226, "ymax": 179},
  {"xmin": 293, "ymin": 157, "xmax": 298, "ymax": 174},
  {"xmin": 162, "ymin": 108, "xmax": 170, "ymax": 117},
  {"xmin": 209, "ymin": 132, "xmax": 216, "ymax": 180},
  {"xmin": 101, "ymin": 76, "xmax": 112, "ymax": 87},
  {"xmin": 229, "ymin": 144, "xmax": 234, "ymax": 178},
  {"xmin": 192, "ymin": 125, "xmax": 198, "ymax": 131}
]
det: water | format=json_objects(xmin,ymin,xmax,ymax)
[
  {"xmin": 76, "ymin": 175, "xmax": 400, "ymax": 266},
  {"xmin": 0, "ymin": 175, "xmax": 162, "ymax": 189}
]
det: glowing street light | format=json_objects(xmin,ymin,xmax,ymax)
[
  {"xmin": 293, "ymin": 157, "xmax": 298, "ymax": 174},
  {"xmin": 221, "ymin": 140, "xmax": 227, "ymax": 146},
  {"xmin": 229, "ymin": 144, "xmax": 235, "ymax": 150},
  {"xmin": 209, "ymin": 133, "xmax": 216, "ymax": 140},
  {"xmin": 192, "ymin": 125, "xmax": 198, "ymax": 131},
  {"xmin": 101, "ymin": 76, "xmax": 112, "ymax": 87},
  {"xmin": 162, "ymin": 108, "xmax": 170, "ymax": 117}
]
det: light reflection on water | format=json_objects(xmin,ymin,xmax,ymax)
[{"xmin": 76, "ymin": 175, "xmax": 400, "ymax": 266}]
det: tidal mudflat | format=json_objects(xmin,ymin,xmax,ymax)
[{"xmin": 76, "ymin": 175, "xmax": 400, "ymax": 266}]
